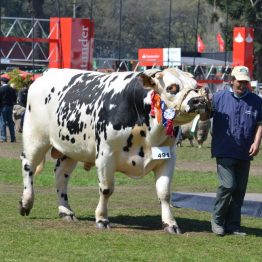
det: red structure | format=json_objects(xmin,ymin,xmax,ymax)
[
  {"xmin": 0, "ymin": 17, "xmax": 94, "ymax": 70},
  {"xmin": 233, "ymin": 27, "xmax": 254, "ymax": 78},
  {"xmin": 49, "ymin": 17, "xmax": 94, "ymax": 70}
]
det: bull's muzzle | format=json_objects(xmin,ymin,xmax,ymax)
[{"xmin": 186, "ymin": 96, "xmax": 208, "ymax": 113}]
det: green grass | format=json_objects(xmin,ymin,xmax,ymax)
[
  {"xmin": 1, "ymin": 156, "xmax": 261, "ymax": 193},
  {"xmin": 0, "ymin": 141, "xmax": 262, "ymax": 262}
]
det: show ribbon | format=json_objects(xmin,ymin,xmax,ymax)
[
  {"xmin": 150, "ymin": 91, "xmax": 162, "ymax": 123},
  {"xmin": 161, "ymin": 101, "xmax": 176, "ymax": 137}
]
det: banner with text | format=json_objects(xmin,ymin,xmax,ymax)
[{"xmin": 138, "ymin": 48, "xmax": 181, "ymax": 67}]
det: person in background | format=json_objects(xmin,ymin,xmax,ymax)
[
  {"xmin": 211, "ymin": 66, "xmax": 262, "ymax": 236},
  {"xmin": 0, "ymin": 77, "xmax": 17, "ymax": 142},
  {"xmin": 17, "ymin": 85, "xmax": 29, "ymax": 132}
]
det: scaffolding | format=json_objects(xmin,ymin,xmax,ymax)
[
  {"xmin": 0, "ymin": 16, "xmax": 231, "ymax": 82},
  {"xmin": 0, "ymin": 16, "xmax": 58, "ymax": 67}
]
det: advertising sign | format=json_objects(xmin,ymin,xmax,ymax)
[
  {"xmin": 49, "ymin": 17, "xmax": 94, "ymax": 70},
  {"xmin": 233, "ymin": 27, "xmax": 254, "ymax": 77},
  {"xmin": 163, "ymin": 48, "xmax": 181, "ymax": 66},
  {"xmin": 138, "ymin": 48, "xmax": 181, "ymax": 67},
  {"xmin": 138, "ymin": 48, "xmax": 163, "ymax": 66}
]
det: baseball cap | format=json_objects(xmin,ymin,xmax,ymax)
[
  {"xmin": 231, "ymin": 66, "xmax": 250, "ymax": 82},
  {"xmin": 1, "ymin": 77, "xmax": 10, "ymax": 84}
]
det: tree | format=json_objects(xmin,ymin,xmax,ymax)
[{"xmin": 206, "ymin": 0, "xmax": 262, "ymax": 80}]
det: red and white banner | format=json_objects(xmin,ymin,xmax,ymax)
[
  {"xmin": 233, "ymin": 27, "xmax": 254, "ymax": 78},
  {"xmin": 216, "ymin": 33, "xmax": 225, "ymax": 52},
  {"xmin": 138, "ymin": 48, "xmax": 181, "ymax": 67},
  {"xmin": 197, "ymin": 35, "xmax": 205, "ymax": 53},
  {"xmin": 49, "ymin": 18, "xmax": 94, "ymax": 70}
]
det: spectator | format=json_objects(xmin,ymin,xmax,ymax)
[
  {"xmin": 17, "ymin": 85, "xmax": 29, "ymax": 132},
  {"xmin": 0, "ymin": 77, "xmax": 17, "ymax": 142},
  {"xmin": 210, "ymin": 66, "xmax": 262, "ymax": 236}
]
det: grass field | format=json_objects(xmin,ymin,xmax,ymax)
[{"xmin": 0, "ymin": 138, "xmax": 261, "ymax": 261}]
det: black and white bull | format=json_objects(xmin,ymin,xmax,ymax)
[{"xmin": 19, "ymin": 68, "xmax": 209, "ymax": 234}]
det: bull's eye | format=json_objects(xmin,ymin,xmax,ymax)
[{"xmin": 166, "ymin": 84, "xmax": 180, "ymax": 95}]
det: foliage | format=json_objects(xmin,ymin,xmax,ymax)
[
  {"xmin": 206, "ymin": 0, "xmax": 262, "ymax": 80},
  {"xmin": 1, "ymin": 0, "xmax": 226, "ymax": 57},
  {"xmin": 7, "ymin": 68, "xmax": 32, "ymax": 90},
  {"xmin": 1, "ymin": 0, "xmax": 262, "ymax": 79}
]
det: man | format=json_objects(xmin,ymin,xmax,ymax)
[
  {"xmin": 0, "ymin": 77, "xmax": 17, "ymax": 142},
  {"xmin": 211, "ymin": 66, "xmax": 262, "ymax": 236},
  {"xmin": 17, "ymin": 85, "xmax": 29, "ymax": 132}
]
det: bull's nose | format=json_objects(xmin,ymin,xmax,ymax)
[{"xmin": 186, "ymin": 97, "xmax": 207, "ymax": 113}]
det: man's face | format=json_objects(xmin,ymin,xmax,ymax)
[{"xmin": 232, "ymin": 79, "xmax": 249, "ymax": 96}]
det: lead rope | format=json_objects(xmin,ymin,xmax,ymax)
[
  {"xmin": 133, "ymin": 78, "xmax": 143, "ymax": 126},
  {"xmin": 175, "ymin": 88, "xmax": 195, "ymax": 112}
]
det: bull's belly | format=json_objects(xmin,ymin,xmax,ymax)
[
  {"xmin": 50, "ymin": 138, "xmax": 96, "ymax": 163},
  {"xmin": 115, "ymin": 153, "xmax": 165, "ymax": 178}
]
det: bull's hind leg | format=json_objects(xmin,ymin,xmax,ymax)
[
  {"xmin": 95, "ymin": 151, "xmax": 115, "ymax": 229},
  {"xmin": 154, "ymin": 158, "xmax": 182, "ymax": 234},
  {"xmin": 54, "ymin": 157, "xmax": 78, "ymax": 221},
  {"xmin": 19, "ymin": 146, "xmax": 49, "ymax": 216}
]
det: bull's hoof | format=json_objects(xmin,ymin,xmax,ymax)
[
  {"xmin": 59, "ymin": 212, "xmax": 78, "ymax": 222},
  {"xmin": 19, "ymin": 200, "xmax": 31, "ymax": 216},
  {"xmin": 96, "ymin": 220, "xmax": 111, "ymax": 229},
  {"xmin": 163, "ymin": 225, "xmax": 182, "ymax": 235}
]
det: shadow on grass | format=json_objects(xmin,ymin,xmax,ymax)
[{"xmin": 78, "ymin": 215, "xmax": 262, "ymax": 236}]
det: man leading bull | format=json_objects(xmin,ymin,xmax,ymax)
[{"xmin": 210, "ymin": 66, "xmax": 262, "ymax": 236}]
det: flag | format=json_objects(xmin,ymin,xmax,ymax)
[
  {"xmin": 216, "ymin": 33, "xmax": 225, "ymax": 52},
  {"xmin": 197, "ymin": 35, "xmax": 205, "ymax": 53}
]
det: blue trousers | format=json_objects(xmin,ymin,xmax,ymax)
[
  {"xmin": 213, "ymin": 157, "xmax": 250, "ymax": 232},
  {"xmin": 0, "ymin": 106, "xmax": 16, "ymax": 142}
]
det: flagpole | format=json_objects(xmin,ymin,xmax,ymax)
[
  {"xmin": 193, "ymin": 0, "xmax": 201, "ymax": 67},
  {"xmin": 168, "ymin": 0, "xmax": 172, "ymax": 66},
  {"xmin": 224, "ymin": 0, "xmax": 228, "ymax": 66}
]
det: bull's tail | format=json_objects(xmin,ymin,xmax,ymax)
[{"xmin": 34, "ymin": 157, "xmax": 46, "ymax": 176}]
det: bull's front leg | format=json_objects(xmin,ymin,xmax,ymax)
[
  {"xmin": 54, "ymin": 157, "xmax": 78, "ymax": 221},
  {"xmin": 154, "ymin": 157, "xmax": 182, "ymax": 234},
  {"xmin": 95, "ymin": 149, "xmax": 115, "ymax": 229}
]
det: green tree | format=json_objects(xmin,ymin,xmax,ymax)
[{"xmin": 206, "ymin": 0, "xmax": 262, "ymax": 80}]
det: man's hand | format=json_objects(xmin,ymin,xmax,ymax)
[{"xmin": 249, "ymin": 143, "xmax": 260, "ymax": 157}]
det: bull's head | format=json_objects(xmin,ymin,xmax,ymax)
[{"xmin": 139, "ymin": 68, "xmax": 210, "ymax": 126}]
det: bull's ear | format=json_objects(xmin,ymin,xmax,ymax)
[
  {"xmin": 139, "ymin": 73, "xmax": 156, "ymax": 88},
  {"xmin": 139, "ymin": 69, "xmax": 162, "ymax": 88}
]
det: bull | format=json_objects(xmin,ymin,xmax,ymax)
[{"xmin": 19, "ymin": 68, "xmax": 209, "ymax": 234}]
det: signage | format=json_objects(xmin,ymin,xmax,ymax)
[
  {"xmin": 233, "ymin": 27, "xmax": 254, "ymax": 78},
  {"xmin": 49, "ymin": 17, "xmax": 94, "ymax": 70},
  {"xmin": 138, "ymin": 48, "xmax": 181, "ymax": 67}
]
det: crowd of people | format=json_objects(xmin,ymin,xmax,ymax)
[{"xmin": 0, "ymin": 77, "xmax": 28, "ymax": 143}]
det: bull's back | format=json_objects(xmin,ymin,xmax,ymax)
[{"xmin": 24, "ymin": 69, "xmax": 99, "ymax": 161}]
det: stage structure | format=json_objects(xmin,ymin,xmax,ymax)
[{"xmin": 0, "ymin": 17, "xmax": 94, "ymax": 70}]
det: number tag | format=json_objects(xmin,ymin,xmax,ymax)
[{"xmin": 152, "ymin": 146, "xmax": 171, "ymax": 160}]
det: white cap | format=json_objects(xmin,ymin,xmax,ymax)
[{"xmin": 231, "ymin": 66, "xmax": 250, "ymax": 82}]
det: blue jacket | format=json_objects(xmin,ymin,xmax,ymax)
[{"xmin": 211, "ymin": 89, "xmax": 262, "ymax": 160}]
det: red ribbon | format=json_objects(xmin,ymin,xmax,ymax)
[
  {"xmin": 165, "ymin": 119, "xmax": 174, "ymax": 137},
  {"xmin": 150, "ymin": 91, "xmax": 162, "ymax": 123}
]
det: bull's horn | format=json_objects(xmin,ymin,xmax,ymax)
[{"xmin": 142, "ymin": 69, "xmax": 162, "ymax": 77}]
